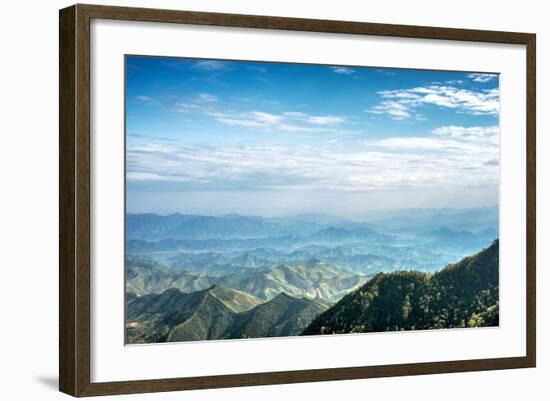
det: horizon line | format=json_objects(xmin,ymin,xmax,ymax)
[{"xmin": 125, "ymin": 205, "xmax": 499, "ymax": 218}]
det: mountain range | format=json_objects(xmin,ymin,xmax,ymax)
[
  {"xmin": 126, "ymin": 257, "xmax": 367, "ymax": 303},
  {"xmin": 126, "ymin": 210, "xmax": 497, "ymax": 277},
  {"xmin": 127, "ymin": 208, "xmax": 498, "ymax": 241},
  {"xmin": 127, "ymin": 241, "xmax": 498, "ymax": 343},
  {"xmin": 125, "ymin": 209, "xmax": 499, "ymax": 343},
  {"xmin": 126, "ymin": 213, "xmax": 332, "ymax": 240}
]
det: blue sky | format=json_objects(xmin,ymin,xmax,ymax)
[{"xmin": 125, "ymin": 55, "xmax": 499, "ymax": 217}]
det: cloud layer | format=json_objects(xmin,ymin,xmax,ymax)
[
  {"xmin": 331, "ymin": 66, "xmax": 355, "ymax": 75},
  {"xmin": 468, "ymin": 73, "xmax": 498, "ymax": 83},
  {"xmin": 127, "ymin": 125, "xmax": 499, "ymax": 196},
  {"xmin": 367, "ymin": 85, "xmax": 499, "ymax": 120}
]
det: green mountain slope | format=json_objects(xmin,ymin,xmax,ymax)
[
  {"xmin": 127, "ymin": 286, "xmax": 325, "ymax": 343},
  {"xmin": 224, "ymin": 292, "xmax": 328, "ymax": 339},
  {"xmin": 303, "ymin": 240, "xmax": 499, "ymax": 335},
  {"xmin": 127, "ymin": 285, "xmax": 259, "ymax": 343},
  {"xmin": 166, "ymin": 291, "xmax": 237, "ymax": 342},
  {"xmin": 127, "ymin": 287, "xmax": 213, "ymax": 343},
  {"xmin": 218, "ymin": 260, "xmax": 367, "ymax": 302},
  {"xmin": 205, "ymin": 285, "xmax": 262, "ymax": 313}
]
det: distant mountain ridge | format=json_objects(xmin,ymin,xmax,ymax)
[
  {"xmin": 303, "ymin": 240, "xmax": 499, "ymax": 335},
  {"xmin": 126, "ymin": 257, "xmax": 366, "ymax": 303},
  {"xmin": 127, "ymin": 208, "xmax": 498, "ymax": 241},
  {"xmin": 370, "ymin": 206, "xmax": 498, "ymax": 232},
  {"xmin": 126, "ymin": 257, "xmax": 217, "ymax": 296},
  {"xmin": 126, "ymin": 211, "xmax": 497, "ymax": 276},
  {"xmin": 312, "ymin": 226, "xmax": 388, "ymax": 243},
  {"xmin": 126, "ymin": 213, "xmax": 334, "ymax": 240}
]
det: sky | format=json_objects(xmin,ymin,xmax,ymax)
[{"xmin": 125, "ymin": 55, "xmax": 499, "ymax": 217}]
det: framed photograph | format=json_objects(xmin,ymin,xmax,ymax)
[{"xmin": 59, "ymin": 4, "xmax": 536, "ymax": 397}]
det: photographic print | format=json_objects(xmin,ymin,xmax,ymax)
[{"xmin": 124, "ymin": 55, "xmax": 500, "ymax": 344}]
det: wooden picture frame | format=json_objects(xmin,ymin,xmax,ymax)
[{"xmin": 59, "ymin": 3, "xmax": 536, "ymax": 397}]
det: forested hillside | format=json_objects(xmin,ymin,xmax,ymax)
[{"xmin": 303, "ymin": 240, "xmax": 499, "ymax": 335}]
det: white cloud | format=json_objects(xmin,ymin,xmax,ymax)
[
  {"xmin": 366, "ymin": 101, "xmax": 412, "ymax": 120},
  {"xmin": 433, "ymin": 125, "xmax": 499, "ymax": 142},
  {"xmin": 174, "ymin": 102, "xmax": 200, "ymax": 112},
  {"xmin": 197, "ymin": 93, "xmax": 218, "ymax": 102},
  {"xmin": 130, "ymin": 143, "xmax": 177, "ymax": 154},
  {"xmin": 468, "ymin": 73, "xmax": 498, "ymax": 83},
  {"xmin": 366, "ymin": 84, "xmax": 499, "ymax": 120},
  {"xmin": 307, "ymin": 115, "xmax": 345, "ymax": 125},
  {"xmin": 171, "ymin": 94, "xmax": 346, "ymax": 132},
  {"xmin": 191, "ymin": 60, "xmax": 228, "ymax": 71},
  {"xmin": 214, "ymin": 116, "xmax": 266, "ymax": 128},
  {"xmin": 127, "ymin": 172, "xmax": 187, "ymax": 182},
  {"xmin": 207, "ymin": 110, "xmax": 346, "ymax": 133},
  {"xmin": 174, "ymin": 93, "xmax": 220, "ymax": 113},
  {"xmin": 249, "ymin": 111, "xmax": 283, "ymax": 124},
  {"xmin": 331, "ymin": 67, "xmax": 355, "ymax": 75},
  {"xmin": 283, "ymin": 112, "xmax": 307, "ymax": 118},
  {"xmin": 369, "ymin": 125, "xmax": 498, "ymax": 152},
  {"xmin": 135, "ymin": 96, "xmax": 158, "ymax": 104},
  {"xmin": 208, "ymin": 111, "xmax": 288, "ymax": 130}
]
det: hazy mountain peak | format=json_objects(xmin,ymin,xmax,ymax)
[{"xmin": 273, "ymin": 291, "xmax": 295, "ymax": 301}]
